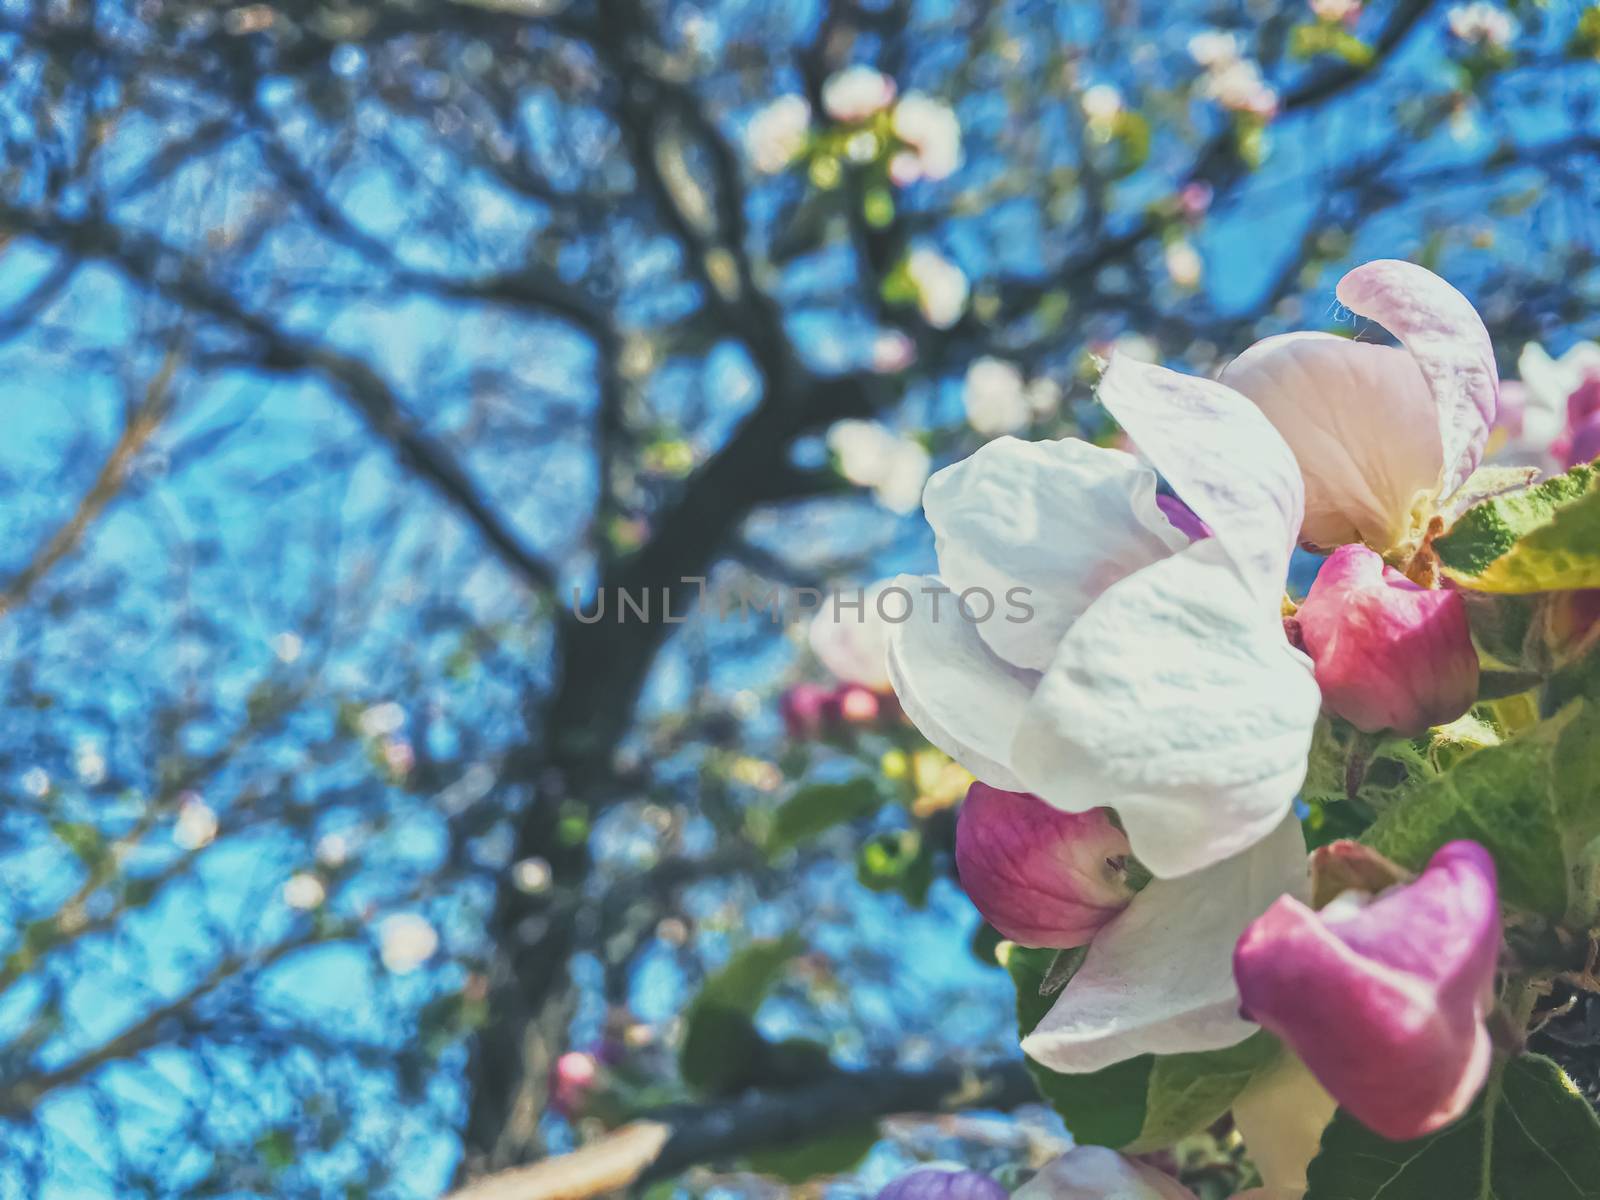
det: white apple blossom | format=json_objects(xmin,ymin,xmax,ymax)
[
  {"xmin": 963, "ymin": 357, "xmax": 1031, "ymax": 436},
  {"xmin": 1164, "ymin": 239, "xmax": 1203, "ymax": 289},
  {"xmin": 1310, "ymin": 0, "xmax": 1362, "ymax": 21},
  {"xmin": 378, "ymin": 913, "xmax": 438, "ymax": 974},
  {"xmin": 283, "ymin": 872, "xmax": 326, "ymax": 910},
  {"xmin": 887, "ymin": 357, "xmax": 1317, "ymax": 881},
  {"xmin": 821, "ymin": 65, "xmax": 895, "ymax": 123},
  {"xmin": 21, "ymin": 767, "xmax": 50, "ymax": 797},
  {"xmin": 1200, "ymin": 57, "xmax": 1279, "ymax": 117},
  {"xmin": 74, "ymin": 740, "xmax": 106, "ymax": 786},
  {"xmin": 745, "ymin": 94, "xmax": 811, "ymax": 174},
  {"xmin": 358, "ymin": 701, "xmax": 405, "ymax": 738},
  {"xmin": 870, "ymin": 329, "xmax": 917, "ymax": 373},
  {"xmin": 174, "ymin": 794, "xmax": 218, "ymax": 850},
  {"xmin": 1218, "ymin": 259, "xmax": 1500, "ymax": 557},
  {"xmin": 904, "ymin": 247, "xmax": 969, "ymax": 329},
  {"xmin": 1188, "ymin": 30, "xmax": 1242, "ymax": 67},
  {"xmin": 1447, "ymin": 2, "xmax": 1516, "ymax": 48},
  {"xmin": 890, "ymin": 93, "xmax": 961, "ymax": 182},
  {"xmin": 1079, "ymin": 83, "xmax": 1124, "ymax": 124},
  {"xmin": 825, "ymin": 420, "xmax": 931, "ymax": 514},
  {"xmin": 1503, "ymin": 340, "xmax": 1600, "ymax": 464}
]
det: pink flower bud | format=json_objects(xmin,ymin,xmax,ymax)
[
  {"xmin": 1234, "ymin": 840, "xmax": 1501, "ymax": 1142},
  {"xmin": 832, "ymin": 683, "xmax": 882, "ymax": 726},
  {"xmin": 1013, "ymin": 1148, "xmax": 1197, "ymax": 1200},
  {"xmin": 780, "ymin": 682, "xmax": 833, "ymax": 739},
  {"xmin": 1293, "ymin": 544, "xmax": 1478, "ymax": 735},
  {"xmin": 1565, "ymin": 410, "xmax": 1600, "ymax": 468},
  {"xmin": 549, "ymin": 1050, "xmax": 600, "ymax": 1118},
  {"xmin": 955, "ymin": 783, "xmax": 1135, "ymax": 949}
]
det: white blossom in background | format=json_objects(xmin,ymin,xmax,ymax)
[
  {"xmin": 74, "ymin": 740, "xmax": 106, "ymax": 786},
  {"xmin": 1189, "ymin": 31, "xmax": 1277, "ymax": 117},
  {"xmin": 513, "ymin": 856, "xmax": 553, "ymax": 894},
  {"xmin": 382, "ymin": 737, "xmax": 415, "ymax": 777},
  {"xmin": 378, "ymin": 913, "xmax": 438, "ymax": 974},
  {"xmin": 1446, "ymin": 2, "xmax": 1516, "ymax": 47},
  {"xmin": 283, "ymin": 873, "xmax": 326, "ymax": 910},
  {"xmin": 174, "ymin": 794, "xmax": 218, "ymax": 851},
  {"xmin": 1165, "ymin": 240, "xmax": 1204, "ymax": 289},
  {"xmin": 871, "ymin": 329, "xmax": 917, "ymax": 373},
  {"xmin": 316, "ymin": 831, "xmax": 351, "ymax": 867},
  {"xmin": 890, "ymin": 93, "xmax": 961, "ymax": 183},
  {"xmin": 821, "ymin": 65, "xmax": 896, "ymax": 122},
  {"xmin": 745, "ymin": 94, "xmax": 811, "ymax": 173},
  {"xmin": 964, "ymin": 358, "xmax": 1032, "ymax": 436},
  {"xmin": 1080, "ymin": 83, "xmax": 1124, "ymax": 130},
  {"xmin": 1027, "ymin": 377, "xmax": 1064, "ymax": 419},
  {"xmin": 1188, "ymin": 30, "xmax": 1241, "ymax": 67},
  {"xmin": 1311, "ymin": 0, "xmax": 1362, "ymax": 19},
  {"xmin": 358, "ymin": 701, "xmax": 405, "ymax": 738},
  {"xmin": 809, "ymin": 580, "xmax": 897, "ymax": 689},
  {"xmin": 21, "ymin": 768, "xmax": 50, "ymax": 798},
  {"xmin": 905, "ymin": 247, "xmax": 969, "ymax": 329},
  {"xmin": 271, "ymin": 631, "xmax": 303, "ymax": 663},
  {"xmin": 826, "ymin": 420, "xmax": 931, "ymax": 514}
]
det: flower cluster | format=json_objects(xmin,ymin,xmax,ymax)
[
  {"xmin": 745, "ymin": 66, "xmax": 961, "ymax": 186},
  {"xmin": 1189, "ymin": 32, "xmax": 1279, "ymax": 119},
  {"xmin": 883, "ymin": 260, "xmax": 1529, "ymax": 1183}
]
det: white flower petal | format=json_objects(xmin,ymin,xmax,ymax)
[
  {"xmin": 1336, "ymin": 259, "xmax": 1499, "ymax": 500},
  {"xmin": 809, "ymin": 580, "xmax": 895, "ymax": 689},
  {"xmin": 924, "ymin": 437, "xmax": 1184, "ymax": 671},
  {"xmin": 1221, "ymin": 332, "xmax": 1442, "ymax": 551},
  {"xmin": 1021, "ymin": 815, "xmax": 1308, "ymax": 1073},
  {"xmin": 884, "ymin": 574, "xmax": 1035, "ymax": 790},
  {"xmin": 1097, "ymin": 355, "xmax": 1302, "ymax": 611},
  {"xmin": 1010, "ymin": 540, "xmax": 1319, "ymax": 878}
]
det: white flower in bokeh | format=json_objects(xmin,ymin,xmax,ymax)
[
  {"xmin": 905, "ymin": 247, "xmax": 969, "ymax": 329},
  {"xmin": 358, "ymin": 701, "xmax": 405, "ymax": 738},
  {"xmin": 1026, "ymin": 377, "xmax": 1063, "ymax": 419},
  {"xmin": 1447, "ymin": 2, "xmax": 1516, "ymax": 48},
  {"xmin": 21, "ymin": 768, "xmax": 50, "ymax": 798},
  {"xmin": 827, "ymin": 420, "xmax": 931, "ymax": 514},
  {"xmin": 283, "ymin": 872, "xmax": 326, "ymax": 910},
  {"xmin": 513, "ymin": 856, "xmax": 553, "ymax": 894},
  {"xmin": 174, "ymin": 794, "xmax": 218, "ymax": 851},
  {"xmin": 1080, "ymin": 83, "xmax": 1124, "ymax": 125},
  {"xmin": 271, "ymin": 631, "xmax": 303, "ymax": 663},
  {"xmin": 809, "ymin": 580, "xmax": 896, "ymax": 689},
  {"xmin": 871, "ymin": 329, "xmax": 917, "ymax": 373},
  {"xmin": 379, "ymin": 913, "xmax": 438, "ymax": 974},
  {"xmin": 1164, "ymin": 240, "xmax": 1203, "ymax": 289},
  {"xmin": 746, "ymin": 94, "xmax": 811, "ymax": 173},
  {"xmin": 74, "ymin": 740, "xmax": 106, "ymax": 786},
  {"xmin": 964, "ymin": 358, "xmax": 1032, "ymax": 436},
  {"xmin": 822, "ymin": 65, "xmax": 896, "ymax": 122},
  {"xmin": 1188, "ymin": 30, "xmax": 1241, "ymax": 67},
  {"xmin": 890, "ymin": 93, "xmax": 961, "ymax": 183},
  {"xmin": 382, "ymin": 737, "xmax": 415, "ymax": 777},
  {"xmin": 1201, "ymin": 58, "xmax": 1278, "ymax": 117},
  {"xmin": 316, "ymin": 831, "xmax": 351, "ymax": 868},
  {"xmin": 1310, "ymin": 0, "xmax": 1362, "ymax": 21}
]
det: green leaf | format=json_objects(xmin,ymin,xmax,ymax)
[
  {"xmin": 1363, "ymin": 701, "xmax": 1600, "ymax": 920},
  {"xmin": 856, "ymin": 829, "xmax": 934, "ymax": 906},
  {"xmin": 747, "ymin": 1129, "xmax": 877, "ymax": 1182},
  {"xmin": 1305, "ymin": 1054, "xmax": 1600, "ymax": 1199},
  {"xmin": 1006, "ymin": 944, "xmax": 1151, "ymax": 1147},
  {"xmin": 1436, "ymin": 465, "xmax": 1600, "ymax": 593},
  {"xmin": 680, "ymin": 936, "xmax": 802, "ymax": 1094},
  {"xmin": 1127, "ymin": 1032, "xmax": 1282, "ymax": 1153},
  {"xmin": 765, "ymin": 778, "xmax": 884, "ymax": 858}
]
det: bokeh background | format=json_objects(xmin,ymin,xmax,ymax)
[{"xmin": 0, "ymin": 0, "xmax": 1597, "ymax": 1195}]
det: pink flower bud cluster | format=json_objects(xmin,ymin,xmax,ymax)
[{"xmin": 779, "ymin": 681, "xmax": 901, "ymax": 740}]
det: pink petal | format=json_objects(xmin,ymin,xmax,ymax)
[
  {"xmin": 1220, "ymin": 332, "xmax": 1442, "ymax": 551},
  {"xmin": 955, "ymin": 783, "xmax": 1133, "ymax": 948},
  {"xmin": 1293, "ymin": 545, "xmax": 1478, "ymax": 735},
  {"xmin": 1098, "ymin": 355, "xmax": 1303, "ymax": 613},
  {"xmin": 1335, "ymin": 259, "xmax": 1499, "ymax": 500},
  {"xmin": 1233, "ymin": 840, "xmax": 1501, "ymax": 1142},
  {"xmin": 1013, "ymin": 1148, "xmax": 1198, "ymax": 1200}
]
